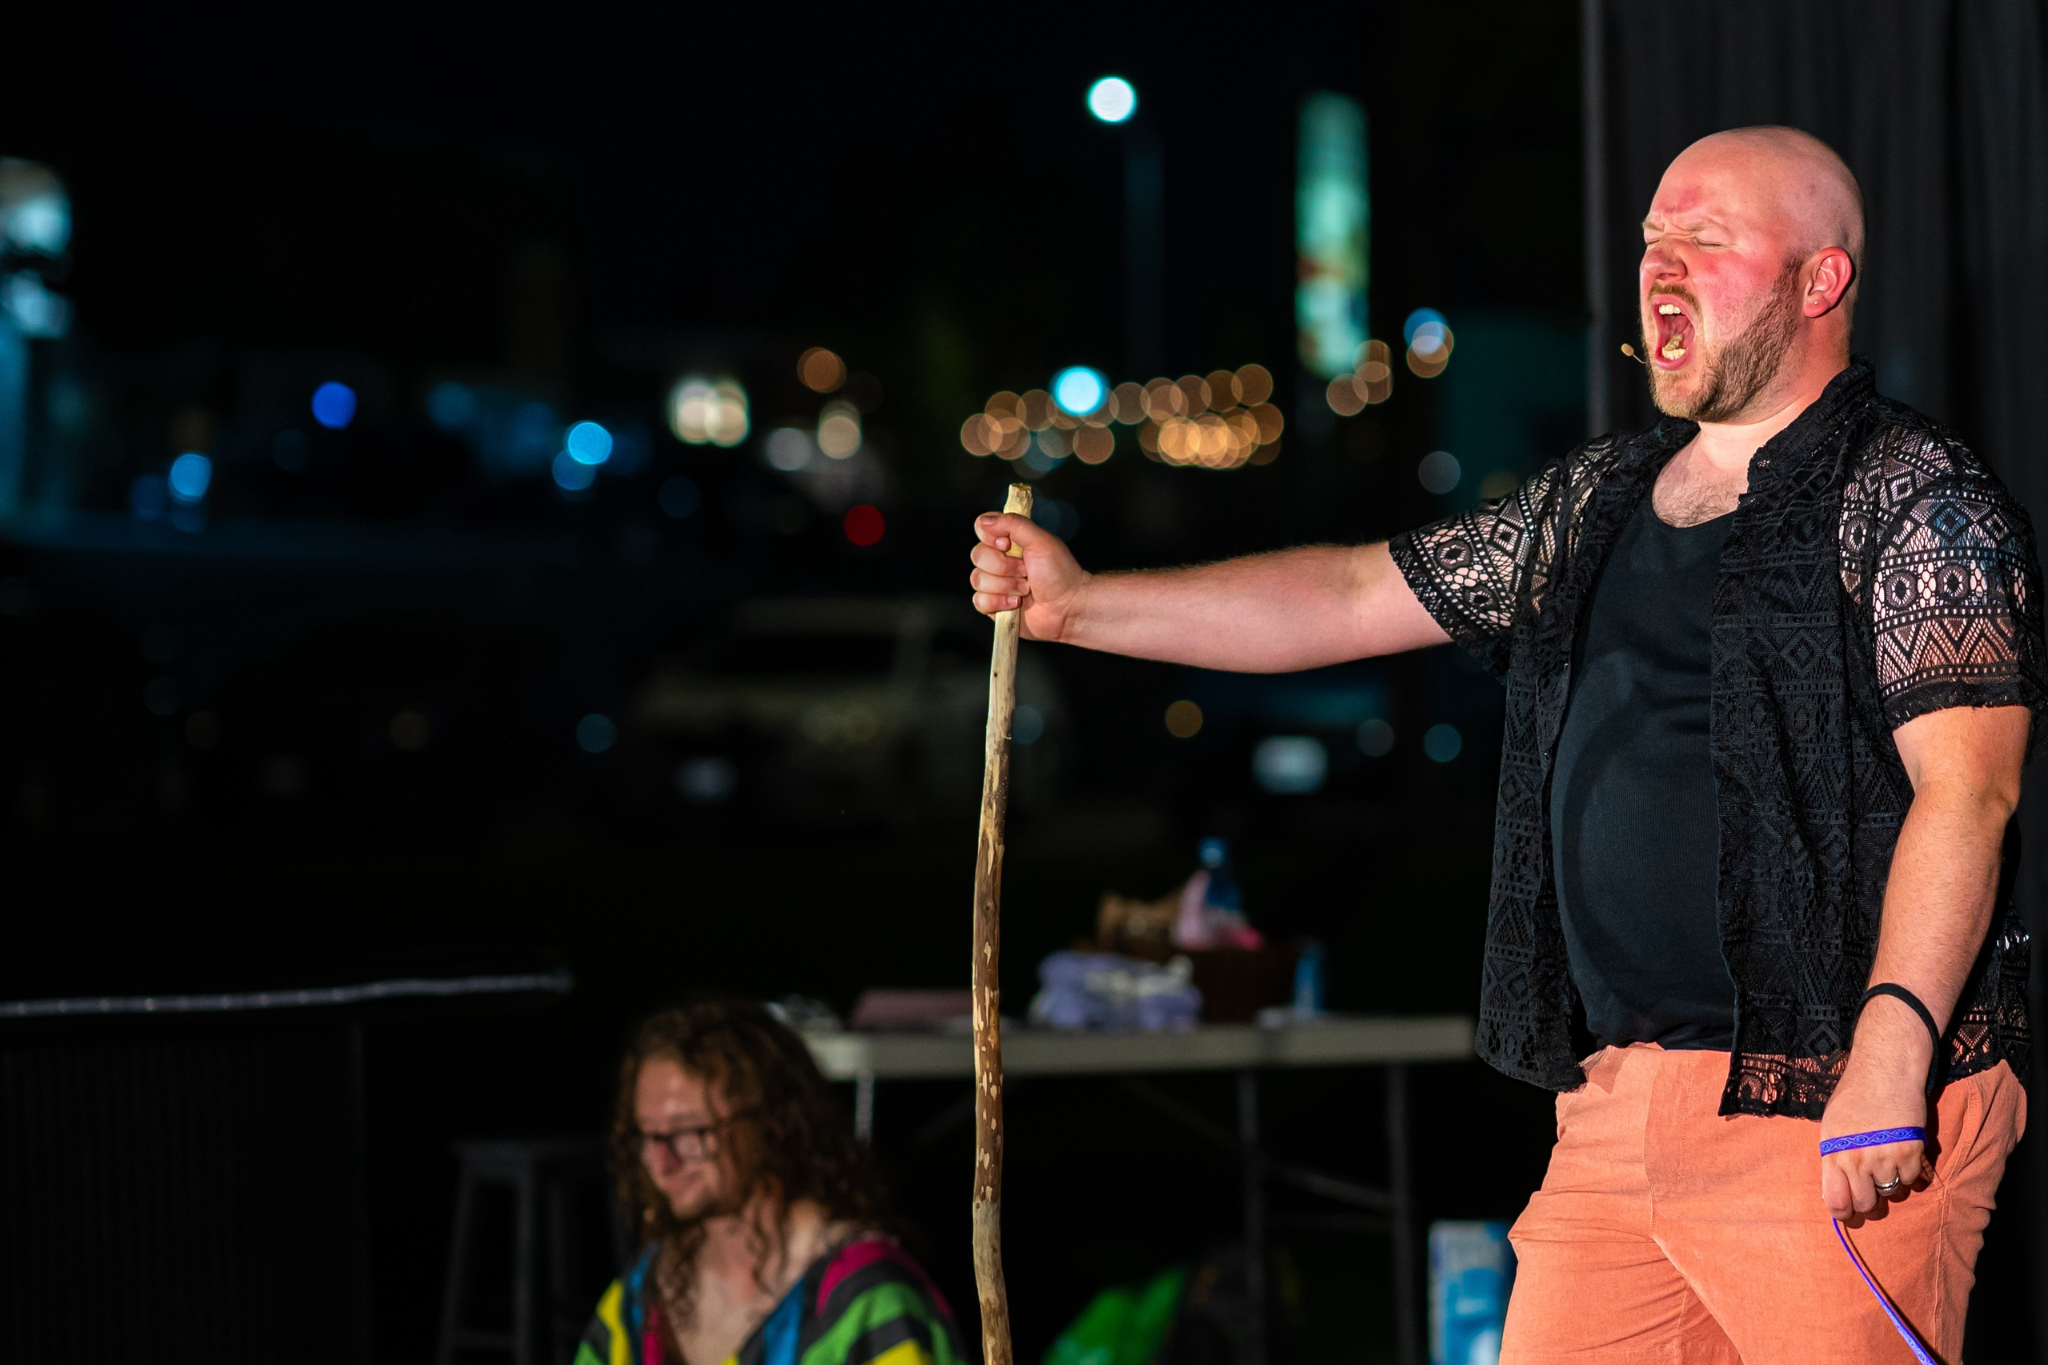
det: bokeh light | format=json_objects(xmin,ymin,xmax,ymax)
[
  {"xmin": 1253, "ymin": 736, "xmax": 1328, "ymax": 794},
  {"xmin": 1356, "ymin": 718, "xmax": 1395, "ymax": 756},
  {"xmin": 1164, "ymin": 700, "xmax": 1204, "ymax": 738},
  {"xmin": 798, "ymin": 347, "xmax": 846, "ymax": 393},
  {"xmin": 577, "ymin": 714, "xmax": 617, "ymax": 754},
  {"xmin": 1052, "ymin": 366, "xmax": 1108, "ymax": 417},
  {"xmin": 1424, "ymin": 723, "xmax": 1463, "ymax": 762},
  {"xmin": 843, "ymin": 504, "xmax": 885, "ymax": 546},
  {"xmin": 1418, "ymin": 450, "xmax": 1461, "ymax": 494},
  {"xmin": 565, "ymin": 420, "xmax": 613, "ymax": 466},
  {"xmin": 552, "ymin": 450, "xmax": 597, "ymax": 491},
  {"xmin": 168, "ymin": 452, "xmax": 213, "ymax": 502},
  {"xmin": 970, "ymin": 366, "xmax": 1279, "ymax": 470},
  {"xmin": 667, "ymin": 376, "xmax": 750, "ymax": 446},
  {"xmin": 1033, "ymin": 499, "xmax": 1080, "ymax": 540},
  {"xmin": 659, "ymin": 475, "xmax": 702, "ymax": 519},
  {"xmin": 1014, "ymin": 705, "xmax": 1045, "ymax": 746},
  {"xmin": 960, "ymin": 414, "xmax": 998, "ymax": 457},
  {"xmin": 427, "ymin": 381, "xmax": 476, "ymax": 430},
  {"xmin": 1326, "ymin": 376, "xmax": 1365, "ymax": 416},
  {"xmin": 1355, "ymin": 338, "xmax": 1395, "ymax": 404},
  {"xmin": 766, "ymin": 427, "xmax": 815, "ymax": 471},
  {"xmin": 1020, "ymin": 390, "xmax": 1054, "ymax": 431},
  {"xmin": 1235, "ymin": 364, "xmax": 1275, "ymax": 406},
  {"xmin": 676, "ymin": 756, "xmax": 737, "ymax": 804},
  {"xmin": 1073, "ymin": 426, "xmax": 1114, "ymax": 464},
  {"xmin": 1403, "ymin": 308, "xmax": 1447, "ymax": 345},
  {"xmin": 1142, "ymin": 378, "xmax": 1184, "ymax": 419},
  {"xmin": 818, "ymin": 402, "xmax": 862, "ymax": 459},
  {"xmin": 1087, "ymin": 77, "xmax": 1137, "ymax": 123},
  {"xmin": 130, "ymin": 475, "xmax": 168, "ymax": 520},
  {"xmin": 311, "ymin": 382, "xmax": 357, "ymax": 430},
  {"xmin": 1407, "ymin": 319, "xmax": 1454, "ymax": 378}
]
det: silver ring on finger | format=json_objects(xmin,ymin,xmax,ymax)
[{"xmin": 1875, "ymin": 1178, "xmax": 1903, "ymax": 1196}]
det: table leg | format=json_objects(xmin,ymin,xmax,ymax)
[
  {"xmin": 1237, "ymin": 1069, "xmax": 1266, "ymax": 1365},
  {"xmin": 1387, "ymin": 1063, "xmax": 1419, "ymax": 1365},
  {"xmin": 855, "ymin": 1069, "xmax": 876, "ymax": 1143}
]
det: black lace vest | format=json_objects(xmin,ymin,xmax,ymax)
[{"xmin": 1390, "ymin": 362, "xmax": 2046, "ymax": 1118}]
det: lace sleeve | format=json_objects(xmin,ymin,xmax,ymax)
[
  {"xmin": 1870, "ymin": 480, "xmax": 2048, "ymax": 734},
  {"xmin": 1387, "ymin": 462, "xmax": 1560, "ymax": 679}
]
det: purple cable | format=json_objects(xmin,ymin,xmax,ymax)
[
  {"xmin": 1832, "ymin": 1220, "xmax": 1939, "ymax": 1365},
  {"xmin": 1819, "ymin": 1127, "xmax": 1936, "ymax": 1363}
]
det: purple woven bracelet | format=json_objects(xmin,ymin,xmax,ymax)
[{"xmin": 1818, "ymin": 1126, "xmax": 1926, "ymax": 1156}]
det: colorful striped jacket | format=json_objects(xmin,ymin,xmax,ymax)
[{"xmin": 574, "ymin": 1233, "xmax": 967, "ymax": 1365}]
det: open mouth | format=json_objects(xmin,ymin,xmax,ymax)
[{"xmin": 1652, "ymin": 297, "xmax": 1694, "ymax": 366}]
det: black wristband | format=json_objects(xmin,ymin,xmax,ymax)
[{"xmin": 1860, "ymin": 983, "xmax": 1946, "ymax": 1098}]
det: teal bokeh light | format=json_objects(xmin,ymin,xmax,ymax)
[
  {"xmin": 1087, "ymin": 77, "xmax": 1137, "ymax": 124},
  {"xmin": 1052, "ymin": 366, "xmax": 1109, "ymax": 416}
]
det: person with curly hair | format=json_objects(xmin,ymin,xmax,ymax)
[{"xmin": 575, "ymin": 1001, "xmax": 966, "ymax": 1365}]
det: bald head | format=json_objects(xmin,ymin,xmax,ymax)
[
  {"xmin": 1669, "ymin": 126, "xmax": 1865, "ymax": 270},
  {"xmin": 1636, "ymin": 127, "xmax": 1864, "ymax": 424}
]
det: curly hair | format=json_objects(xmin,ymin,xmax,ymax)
[{"xmin": 609, "ymin": 1000, "xmax": 891, "ymax": 1333}]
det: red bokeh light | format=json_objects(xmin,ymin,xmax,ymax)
[{"xmin": 843, "ymin": 504, "xmax": 885, "ymax": 546}]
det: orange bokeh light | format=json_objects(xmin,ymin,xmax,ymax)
[{"xmin": 798, "ymin": 347, "xmax": 846, "ymax": 393}]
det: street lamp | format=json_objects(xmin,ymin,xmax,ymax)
[
  {"xmin": 1087, "ymin": 76, "xmax": 1164, "ymax": 378},
  {"xmin": 1086, "ymin": 77, "xmax": 1137, "ymax": 124}
]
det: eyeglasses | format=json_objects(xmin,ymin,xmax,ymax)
[{"xmin": 635, "ymin": 1114, "xmax": 743, "ymax": 1165}]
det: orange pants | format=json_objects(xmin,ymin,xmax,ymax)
[{"xmin": 1501, "ymin": 1044, "xmax": 2025, "ymax": 1364}]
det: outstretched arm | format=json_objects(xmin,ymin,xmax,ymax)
[
  {"xmin": 1818, "ymin": 704, "xmax": 2028, "ymax": 1218},
  {"xmin": 968, "ymin": 511, "xmax": 1448, "ymax": 674}
]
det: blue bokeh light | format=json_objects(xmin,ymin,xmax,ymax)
[
  {"xmin": 311, "ymin": 381, "xmax": 358, "ymax": 430},
  {"xmin": 1403, "ymin": 309, "xmax": 1448, "ymax": 346},
  {"xmin": 1052, "ymin": 366, "xmax": 1109, "ymax": 417},
  {"xmin": 129, "ymin": 475, "xmax": 168, "ymax": 521},
  {"xmin": 1253, "ymin": 735, "xmax": 1330, "ymax": 794},
  {"xmin": 1424, "ymin": 723, "xmax": 1464, "ymax": 762},
  {"xmin": 168, "ymin": 452, "xmax": 213, "ymax": 502},
  {"xmin": 427, "ymin": 381, "xmax": 476, "ymax": 430},
  {"xmin": 659, "ymin": 475, "xmax": 702, "ymax": 519},
  {"xmin": 565, "ymin": 420, "xmax": 613, "ymax": 466},
  {"xmin": 577, "ymin": 713, "xmax": 617, "ymax": 754},
  {"xmin": 552, "ymin": 450, "xmax": 597, "ymax": 491},
  {"xmin": 1087, "ymin": 77, "xmax": 1137, "ymax": 123}
]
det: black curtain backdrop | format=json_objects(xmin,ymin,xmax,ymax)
[{"xmin": 1589, "ymin": 2, "xmax": 2048, "ymax": 1358}]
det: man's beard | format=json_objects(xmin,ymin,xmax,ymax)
[{"xmin": 1647, "ymin": 259, "xmax": 1804, "ymax": 423}]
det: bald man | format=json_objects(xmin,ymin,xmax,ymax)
[{"xmin": 968, "ymin": 127, "xmax": 2044, "ymax": 1362}]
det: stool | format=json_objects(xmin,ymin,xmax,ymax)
[{"xmin": 436, "ymin": 1138, "xmax": 615, "ymax": 1365}]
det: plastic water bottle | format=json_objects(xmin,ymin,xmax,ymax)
[
  {"xmin": 1198, "ymin": 837, "xmax": 1241, "ymax": 912},
  {"xmin": 1293, "ymin": 939, "xmax": 1325, "ymax": 1015}
]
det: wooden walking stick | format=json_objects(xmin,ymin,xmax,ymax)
[{"xmin": 971, "ymin": 481, "xmax": 1031, "ymax": 1365}]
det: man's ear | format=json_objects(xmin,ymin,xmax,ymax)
[{"xmin": 1806, "ymin": 247, "xmax": 1855, "ymax": 317}]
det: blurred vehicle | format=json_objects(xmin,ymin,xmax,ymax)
[{"xmin": 634, "ymin": 596, "xmax": 1067, "ymax": 826}]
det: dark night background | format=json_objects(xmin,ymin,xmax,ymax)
[{"xmin": 0, "ymin": 3, "xmax": 2038, "ymax": 1363}]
